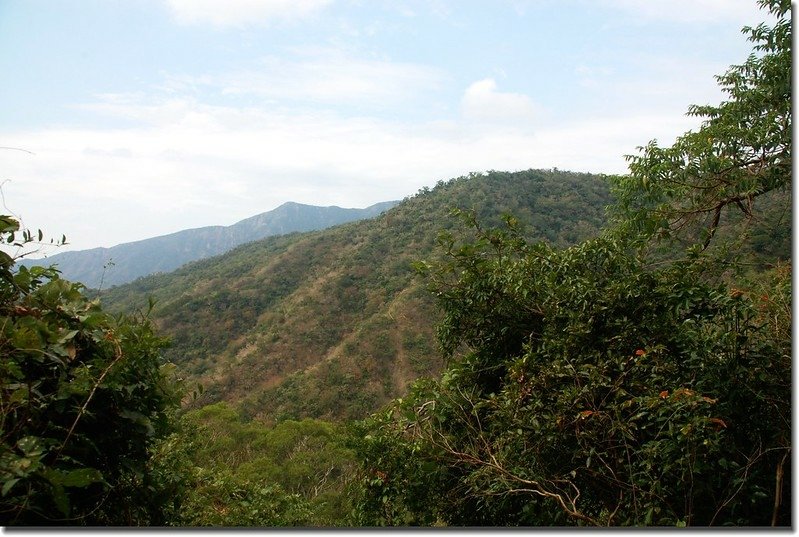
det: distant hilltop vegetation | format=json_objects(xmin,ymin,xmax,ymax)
[{"xmin": 18, "ymin": 200, "xmax": 398, "ymax": 288}]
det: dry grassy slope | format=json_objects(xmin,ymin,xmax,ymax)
[
  {"xmin": 100, "ymin": 169, "xmax": 615, "ymax": 422},
  {"xmin": 184, "ymin": 216, "xmax": 447, "ymax": 422}
]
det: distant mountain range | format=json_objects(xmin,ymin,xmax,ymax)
[{"xmin": 20, "ymin": 201, "xmax": 398, "ymax": 288}]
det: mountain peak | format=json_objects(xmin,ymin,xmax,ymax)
[{"xmin": 19, "ymin": 200, "xmax": 399, "ymax": 288}]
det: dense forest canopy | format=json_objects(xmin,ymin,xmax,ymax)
[{"xmin": 0, "ymin": 0, "xmax": 791, "ymax": 527}]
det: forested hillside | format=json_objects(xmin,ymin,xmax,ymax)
[{"xmin": 101, "ymin": 169, "xmax": 614, "ymax": 421}]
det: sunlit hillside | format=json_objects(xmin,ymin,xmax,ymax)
[{"xmin": 100, "ymin": 169, "xmax": 614, "ymax": 421}]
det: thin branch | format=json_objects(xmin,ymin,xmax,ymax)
[
  {"xmin": 771, "ymin": 448, "xmax": 790, "ymax": 526},
  {"xmin": 701, "ymin": 205, "xmax": 723, "ymax": 251},
  {"xmin": 55, "ymin": 336, "xmax": 123, "ymax": 460},
  {"xmin": 0, "ymin": 146, "xmax": 35, "ymax": 155}
]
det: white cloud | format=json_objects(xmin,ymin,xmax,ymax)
[
  {"xmin": 488, "ymin": 0, "xmax": 764, "ymax": 23},
  {"xmin": 203, "ymin": 49, "xmax": 446, "ymax": 108},
  {"xmin": 574, "ymin": 64, "xmax": 614, "ymax": 89},
  {"xmin": 164, "ymin": 0, "xmax": 333, "ymax": 27},
  {"xmin": 570, "ymin": 52, "xmax": 735, "ymax": 123},
  {"xmin": 461, "ymin": 78, "xmax": 539, "ymax": 125}
]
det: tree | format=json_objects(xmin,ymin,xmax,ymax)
[
  {"xmin": 352, "ymin": 1, "xmax": 791, "ymax": 527},
  {"xmin": 612, "ymin": 0, "xmax": 791, "ymax": 252},
  {"xmin": 0, "ymin": 215, "xmax": 181, "ymax": 525},
  {"xmin": 151, "ymin": 402, "xmax": 358, "ymax": 527},
  {"xmin": 353, "ymin": 222, "xmax": 789, "ymax": 526}
]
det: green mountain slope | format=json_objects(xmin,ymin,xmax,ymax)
[
  {"xmin": 20, "ymin": 201, "xmax": 397, "ymax": 289},
  {"xmin": 97, "ymin": 167, "xmax": 790, "ymax": 424},
  {"xmin": 99, "ymin": 169, "xmax": 616, "ymax": 421}
]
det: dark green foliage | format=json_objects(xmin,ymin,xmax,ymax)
[
  {"xmin": 352, "ymin": 222, "xmax": 790, "ymax": 526},
  {"xmin": 176, "ymin": 470, "xmax": 312, "ymax": 527},
  {"xmin": 0, "ymin": 216, "xmax": 181, "ymax": 525}
]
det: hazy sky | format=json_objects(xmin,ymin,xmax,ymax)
[{"xmin": 0, "ymin": 0, "xmax": 772, "ymax": 253}]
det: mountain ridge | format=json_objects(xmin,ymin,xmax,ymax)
[{"xmin": 20, "ymin": 200, "xmax": 398, "ymax": 288}]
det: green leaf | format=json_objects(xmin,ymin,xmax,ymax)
[
  {"xmin": 0, "ymin": 251, "xmax": 13, "ymax": 268},
  {"xmin": 51, "ymin": 483, "xmax": 70, "ymax": 516},
  {"xmin": 120, "ymin": 409, "xmax": 155, "ymax": 436},
  {"xmin": 58, "ymin": 329, "xmax": 79, "ymax": 343},
  {"xmin": 0, "ymin": 215, "xmax": 20, "ymax": 233},
  {"xmin": 11, "ymin": 326, "xmax": 42, "ymax": 350},
  {"xmin": 17, "ymin": 436, "xmax": 44, "ymax": 457},
  {"xmin": 9, "ymin": 385, "xmax": 29, "ymax": 403},
  {"xmin": 645, "ymin": 507, "xmax": 654, "ymax": 526},
  {"xmin": 1, "ymin": 478, "xmax": 20, "ymax": 497},
  {"xmin": 61, "ymin": 468, "xmax": 104, "ymax": 488}
]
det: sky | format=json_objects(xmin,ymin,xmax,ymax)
[{"xmin": 0, "ymin": 0, "xmax": 774, "ymax": 254}]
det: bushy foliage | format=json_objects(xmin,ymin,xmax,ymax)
[
  {"xmin": 0, "ymin": 216, "xmax": 181, "ymax": 525},
  {"xmin": 352, "ymin": 220, "xmax": 790, "ymax": 526},
  {"xmin": 154, "ymin": 402, "xmax": 358, "ymax": 527}
]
